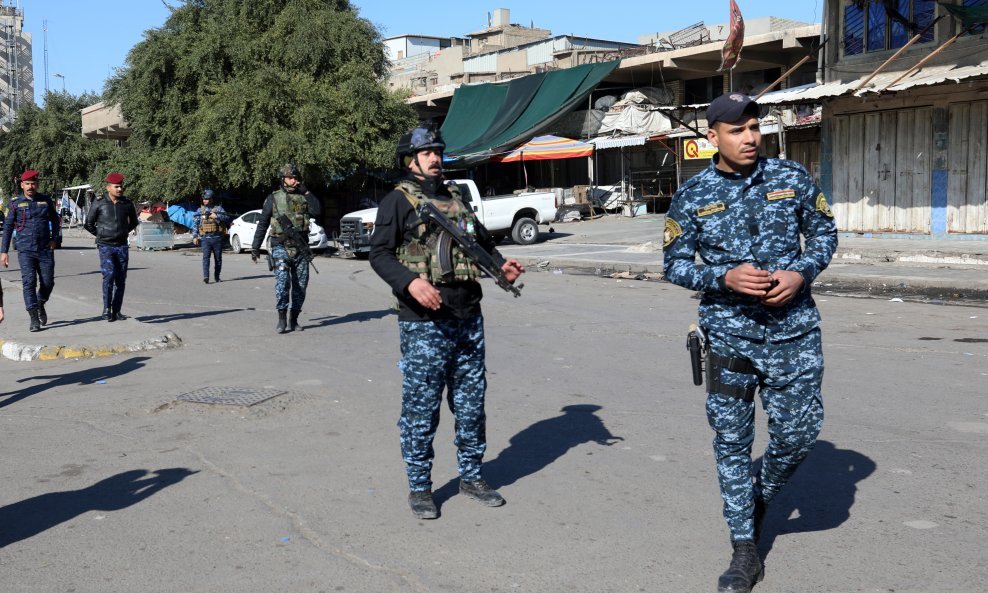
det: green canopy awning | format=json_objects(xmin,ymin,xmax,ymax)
[
  {"xmin": 939, "ymin": 1, "xmax": 988, "ymax": 29},
  {"xmin": 441, "ymin": 61, "xmax": 619, "ymax": 167}
]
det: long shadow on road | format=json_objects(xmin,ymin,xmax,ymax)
[
  {"xmin": 137, "ymin": 308, "xmax": 254, "ymax": 324},
  {"xmin": 759, "ymin": 440, "xmax": 876, "ymax": 557},
  {"xmin": 308, "ymin": 309, "xmax": 394, "ymax": 328},
  {"xmin": 433, "ymin": 404, "xmax": 623, "ymax": 507},
  {"xmin": 0, "ymin": 468, "xmax": 197, "ymax": 548},
  {"xmin": 0, "ymin": 356, "xmax": 150, "ymax": 410}
]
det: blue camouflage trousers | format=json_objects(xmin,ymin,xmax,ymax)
[
  {"xmin": 397, "ymin": 315, "xmax": 487, "ymax": 491},
  {"xmin": 200, "ymin": 234, "xmax": 223, "ymax": 280},
  {"xmin": 98, "ymin": 244, "xmax": 129, "ymax": 313},
  {"xmin": 17, "ymin": 249, "xmax": 55, "ymax": 311},
  {"xmin": 271, "ymin": 244, "xmax": 309, "ymax": 311},
  {"xmin": 705, "ymin": 328, "xmax": 824, "ymax": 541}
]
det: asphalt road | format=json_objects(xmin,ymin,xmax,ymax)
[{"xmin": 1, "ymin": 241, "xmax": 986, "ymax": 592}]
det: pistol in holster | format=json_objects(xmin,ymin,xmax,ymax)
[
  {"xmin": 686, "ymin": 323, "xmax": 707, "ymax": 386},
  {"xmin": 687, "ymin": 324, "xmax": 759, "ymax": 402}
]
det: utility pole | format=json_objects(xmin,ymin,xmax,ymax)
[{"xmin": 43, "ymin": 19, "xmax": 48, "ymax": 95}]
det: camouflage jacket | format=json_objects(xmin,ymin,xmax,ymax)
[{"xmin": 663, "ymin": 155, "xmax": 838, "ymax": 341}]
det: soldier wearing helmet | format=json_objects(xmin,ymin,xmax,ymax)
[
  {"xmin": 192, "ymin": 188, "xmax": 232, "ymax": 283},
  {"xmin": 369, "ymin": 124, "xmax": 525, "ymax": 520},
  {"xmin": 251, "ymin": 163, "xmax": 321, "ymax": 333}
]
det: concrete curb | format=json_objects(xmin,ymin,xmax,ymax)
[{"xmin": 0, "ymin": 331, "xmax": 183, "ymax": 362}]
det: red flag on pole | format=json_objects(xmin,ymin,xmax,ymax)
[{"xmin": 718, "ymin": 0, "xmax": 745, "ymax": 72}]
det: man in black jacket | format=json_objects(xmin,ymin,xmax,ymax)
[
  {"xmin": 84, "ymin": 172, "xmax": 139, "ymax": 322},
  {"xmin": 369, "ymin": 126, "xmax": 524, "ymax": 519}
]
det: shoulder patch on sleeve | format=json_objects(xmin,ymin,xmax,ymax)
[
  {"xmin": 663, "ymin": 218, "xmax": 683, "ymax": 247},
  {"xmin": 815, "ymin": 193, "xmax": 834, "ymax": 218}
]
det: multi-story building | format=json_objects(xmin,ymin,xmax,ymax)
[
  {"xmin": 0, "ymin": 1, "xmax": 34, "ymax": 130},
  {"xmin": 778, "ymin": 0, "xmax": 988, "ymax": 238}
]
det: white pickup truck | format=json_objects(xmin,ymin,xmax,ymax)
[{"xmin": 337, "ymin": 179, "xmax": 558, "ymax": 255}]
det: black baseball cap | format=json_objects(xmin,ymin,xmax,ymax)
[{"xmin": 706, "ymin": 93, "xmax": 759, "ymax": 126}]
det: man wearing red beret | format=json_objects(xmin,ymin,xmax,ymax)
[
  {"xmin": 1, "ymin": 170, "xmax": 61, "ymax": 331},
  {"xmin": 84, "ymin": 172, "xmax": 139, "ymax": 321}
]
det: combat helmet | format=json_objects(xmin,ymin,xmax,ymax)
[
  {"xmin": 279, "ymin": 163, "xmax": 301, "ymax": 179},
  {"xmin": 395, "ymin": 125, "xmax": 445, "ymax": 170}
]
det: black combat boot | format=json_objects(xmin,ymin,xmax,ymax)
[
  {"xmin": 103, "ymin": 308, "xmax": 112, "ymax": 321},
  {"xmin": 459, "ymin": 479, "xmax": 505, "ymax": 507},
  {"xmin": 114, "ymin": 311, "xmax": 128, "ymax": 321},
  {"xmin": 408, "ymin": 490, "xmax": 438, "ymax": 520},
  {"xmin": 28, "ymin": 308, "xmax": 41, "ymax": 332},
  {"xmin": 289, "ymin": 309, "xmax": 302, "ymax": 332},
  {"xmin": 717, "ymin": 540, "xmax": 764, "ymax": 593},
  {"xmin": 38, "ymin": 301, "xmax": 48, "ymax": 325},
  {"xmin": 276, "ymin": 310, "xmax": 287, "ymax": 334}
]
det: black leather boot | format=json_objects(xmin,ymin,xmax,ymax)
[
  {"xmin": 459, "ymin": 479, "xmax": 505, "ymax": 507},
  {"xmin": 28, "ymin": 308, "xmax": 41, "ymax": 332},
  {"xmin": 717, "ymin": 540, "xmax": 764, "ymax": 593},
  {"xmin": 103, "ymin": 308, "xmax": 112, "ymax": 321},
  {"xmin": 408, "ymin": 490, "xmax": 438, "ymax": 520},
  {"xmin": 38, "ymin": 301, "xmax": 48, "ymax": 325},
  {"xmin": 289, "ymin": 309, "xmax": 301, "ymax": 332},
  {"xmin": 276, "ymin": 310, "xmax": 287, "ymax": 334}
]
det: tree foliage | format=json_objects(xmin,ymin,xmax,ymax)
[
  {"xmin": 106, "ymin": 0, "xmax": 416, "ymax": 201},
  {"xmin": 0, "ymin": 91, "xmax": 119, "ymax": 200}
]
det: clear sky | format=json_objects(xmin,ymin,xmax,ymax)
[{"xmin": 28, "ymin": 0, "xmax": 824, "ymax": 104}]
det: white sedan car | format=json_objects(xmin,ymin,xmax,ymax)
[{"xmin": 228, "ymin": 209, "xmax": 328, "ymax": 254}]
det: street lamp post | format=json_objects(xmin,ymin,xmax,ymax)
[{"xmin": 53, "ymin": 73, "xmax": 66, "ymax": 92}]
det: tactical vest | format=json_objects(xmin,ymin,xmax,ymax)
[
  {"xmin": 269, "ymin": 189, "xmax": 309, "ymax": 237},
  {"xmin": 198, "ymin": 207, "xmax": 223, "ymax": 235},
  {"xmin": 395, "ymin": 180, "xmax": 483, "ymax": 284}
]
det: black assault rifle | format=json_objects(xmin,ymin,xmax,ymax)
[
  {"xmin": 417, "ymin": 201, "xmax": 522, "ymax": 297},
  {"xmin": 276, "ymin": 214, "xmax": 319, "ymax": 274}
]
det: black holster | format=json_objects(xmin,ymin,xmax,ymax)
[{"xmin": 705, "ymin": 351, "xmax": 758, "ymax": 402}]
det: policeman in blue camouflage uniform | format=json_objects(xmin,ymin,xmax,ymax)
[
  {"xmin": 251, "ymin": 164, "xmax": 320, "ymax": 333},
  {"xmin": 1, "ymin": 170, "xmax": 61, "ymax": 332},
  {"xmin": 369, "ymin": 125, "xmax": 525, "ymax": 520},
  {"xmin": 663, "ymin": 93, "xmax": 838, "ymax": 593},
  {"xmin": 84, "ymin": 172, "xmax": 139, "ymax": 322},
  {"xmin": 192, "ymin": 189, "xmax": 231, "ymax": 283}
]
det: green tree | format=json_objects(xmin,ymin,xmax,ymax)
[
  {"xmin": 0, "ymin": 91, "xmax": 119, "ymax": 200},
  {"xmin": 106, "ymin": 0, "xmax": 416, "ymax": 201}
]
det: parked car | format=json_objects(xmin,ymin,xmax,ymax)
[
  {"xmin": 228, "ymin": 209, "xmax": 328, "ymax": 253},
  {"xmin": 337, "ymin": 179, "xmax": 558, "ymax": 255}
]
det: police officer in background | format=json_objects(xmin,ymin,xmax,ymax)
[
  {"xmin": 1, "ymin": 170, "xmax": 60, "ymax": 332},
  {"xmin": 251, "ymin": 164, "xmax": 320, "ymax": 333},
  {"xmin": 369, "ymin": 126, "xmax": 524, "ymax": 520},
  {"xmin": 663, "ymin": 93, "xmax": 838, "ymax": 593},
  {"xmin": 192, "ymin": 188, "xmax": 231, "ymax": 283},
  {"xmin": 84, "ymin": 172, "xmax": 139, "ymax": 322}
]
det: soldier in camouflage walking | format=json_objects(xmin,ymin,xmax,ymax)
[
  {"xmin": 251, "ymin": 164, "xmax": 320, "ymax": 333},
  {"xmin": 369, "ymin": 125, "xmax": 524, "ymax": 520},
  {"xmin": 663, "ymin": 93, "xmax": 838, "ymax": 593}
]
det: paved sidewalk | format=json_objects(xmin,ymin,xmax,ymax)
[{"xmin": 498, "ymin": 213, "xmax": 988, "ymax": 302}]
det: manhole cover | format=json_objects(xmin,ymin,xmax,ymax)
[{"xmin": 176, "ymin": 387, "xmax": 286, "ymax": 407}]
